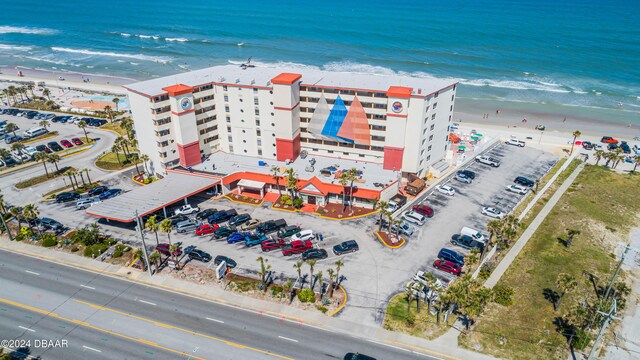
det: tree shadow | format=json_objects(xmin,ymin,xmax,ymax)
[
  {"xmin": 557, "ymin": 236, "xmax": 568, "ymax": 247},
  {"xmin": 553, "ymin": 316, "xmax": 578, "ymax": 359},
  {"xmin": 10, "ymin": 346, "xmax": 40, "ymax": 360},
  {"xmin": 543, "ymin": 288, "xmax": 560, "ymax": 310}
]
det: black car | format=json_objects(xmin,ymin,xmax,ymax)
[
  {"xmin": 88, "ymin": 186, "xmax": 109, "ymax": 196},
  {"xmin": 333, "ymin": 240, "xmax": 359, "ymax": 255},
  {"xmin": 40, "ymin": 217, "xmax": 64, "ymax": 230},
  {"xmin": 228, "ymin": 213, "xmax": 251, "ymax": 226},
  {"xmin": 169, "ymin": 215, "xmax": 189, "ymax": 226},
  {"xmin": 256, "ymin": 219, "xmax": 287, "ymax": 234},
  {"xmin": 47, "ymin": 141, "xmax": 64, "ymax": 152},
  {"xmin": 458, "ymin": 169, "xmax": 476, "ymax": 179},
  {"xmin": 214, "ymin": 255, "xmax": 237, "ymax": 269},
  {"xmin": 451, "ymin": 234, "xmax": 485, "ymax": 251},
  {"xmin": 344, "ymin": 353, "xmax": 376, "ymax": 360},
  {"xmin": 514, "ymin": 176, "xmax": 535, "ymax": 187},
  {"xmin": 188, "ymin": 249, "xmax": 212, "ymax": 263},
  {"xmin": 620, "ymin": 141, "xmax": 631, "ymax": 154},
  {"xmin": 213, "ymin": 226, "xmax": 235, "ymax": 239},
  {"xmin": 56, "ymin": 192, "xmax": 80, "ymax": 203},
  {"xmin": 35, "ymin": 144, "xmax": 52, "ymax": 154},
  {"xmin": 208, "ymin": 209, "xmax": 238, "ymax": 224},
  {"xmin": 278, "ymin": 225, "xmax": 301, "ymax": 238},
  {"xmin": 302, "ymin": 248, "xmax": 328, "ymax": 261},
  {"xmin": 196, "ymin": 208, "xmax": 217, "ymax": 220},
  {"xmin": 607, "ymin": 143, "xmax": 618, "ymax": 151},
  {"xmin": 4, "ymin": 135, "xmax": 23, "ymax": 144},
  {"xmin": 437, "ymin": 248, "xmax": 465, "ymax": 266},
  {"xmin": 3, "ymin": 157, "xmax": 17, "ymax": 167}
]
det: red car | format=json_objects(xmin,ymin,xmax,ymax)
[
  {"xmin": 261, "ymin": 238, "xmax": 285, "ymax": 252},
  {"xmin": 433, "ymin": 259, "xmax": 461, "ymax": 276},
  {"xmin": 601, "ymin": 136, "xmax": 618, "ymax": 144},
  {"xmin": 60, "ymin": 139, "xmax": 73, "ymax": 148},
  {"xmin": 156, "ymin": 243, "xmax": 182, "ymax": 257},
  {"xmin": 195, "ymin": 223, "xmax": 218, "ymax": 236},
  {"xmin": 71, "ymin": 137, "xmax": 83, "ymax": 145},
  {"xmin": 412, "ymin": 204, "xmax": 434, "ymax": 217}
]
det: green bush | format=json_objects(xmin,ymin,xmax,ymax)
[
  {"xmin": 83, "ymin": 243, "xmax": 109, "ymax": 258},
  {"xmin": 271, "ymin": 287, "xmax": 284, "ymax": 298},
  {"xmin": 493, "ymin": 284, "xmax": 514, "ymax": 306},
  {"xmin": 292, "ymin": 197, "xmax": 304, "ymax": 209},
  {"xmin": 71, "ymin": 246, "xmax": 79, "ymax": 252},
  {"xmin": 83, "ymin": 247, "xmax": 94, "ymax": 257},
  {"xmin": 571, "ymin": 329, "xmax": 591, "ymax": 350},
  {"xmin": 315, "ymin": 305, "xmax": 328, "ymax": 313},
  {"xmin": 405, "ymin": 311, "xmax": 416, "ymax": 326},
  {"xmin": 297, "ymin": 288, "xmax": 316, "ymax": 303},
  {"xmin": 478, "ymin": 262, "xmax": 495, "ymax": 280},
  {"xmin": 112, "ymin": 250, "xmax": 123, "ymax": 258},
  {"xmin": 41, "ymin": 234, "xmax": 58, "ymax": 247},
  {"xmin": 280, "ymin": 195, "xmax": 291, "ymax": 203}
]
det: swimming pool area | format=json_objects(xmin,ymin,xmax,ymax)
[{"xmin": 87, "ymin": 95, "xmax": 130, "ymax": 110}]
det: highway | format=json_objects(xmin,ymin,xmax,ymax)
[{"xmin": 0, "ymin": 249, "xmax": 433, "ymax": 359}]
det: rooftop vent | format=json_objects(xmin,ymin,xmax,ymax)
[
  {"xmin": 250, "ymin": 79, "xmax": 255, "ymax": 85},
  {"xmin": 219, "ymin": 76, "xmax": 225, "ymax": 82},
  {"xmin": 235, "ymin": 78, "xmax": 240, "ymax": 84}
]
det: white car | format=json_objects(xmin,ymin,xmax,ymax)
[
  {"xmin": 436, "ymin": 185, "xmax": 456, "ymax": 196},
  {"xmin": 481, "ymin": 207, "xmax": 506, "ymax": 219},
  {"xmin": 455, "ymin": 173, "xmax": 472, "ymax": 184},
  {"xmin": 291, "ymin": 229, "xmax": 315, "ymax": 241},
  {"xmin": 506, "ymin": 138, "xmax": 526, "ymax": 147},
  {"xmin": 174, "ymin": 204, "xmax": 200, "ymax": 216},
  {"xmin": 506, "ymin": 184, "xmax": 528, "ymax": 195},
  {"xmin": 476, "ymin": 155, "xmax": 501, "ymax": 167},
  {"xmin": 22, "ymin": 146, "xmax": 38, "ymax": 159}
]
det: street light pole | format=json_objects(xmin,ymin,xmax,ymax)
[
  {"xmin": 602, "ymin": 244, "xmax": 630, "ymax": 301},
  {"xmin": 135, "ymin": 210, "xmax": 153, "ymax": 277},
  {"xmin": 1, "ymin": 214, "xmax": 14, "ymax": 241},
  {"xmin": 588, "ymin": 299, "xmax": 620, "ymax": 360}
]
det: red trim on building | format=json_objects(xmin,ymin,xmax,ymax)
[
  {"xmin": 171, "ymin": 108, "xmax": 195, "ymax": 116},
  {"xmin": 177, "ymin": 141, "xmax": 201, "ymax": 168},
  {"xmin": 386, "ymin": 113, "xmax": 408, "ymax": 118},
  {"xmin": 271, "ymin": 73, "xmax": 302, "ymax": 85},
  {"xmin": 162, "ymin": 84, "xmax": 194, "ymax": 97},
  {"xmin": 383, "ymin": 146, "xmax": 404, "ymax": 171},
  {"xmin": 274, "ymin": 102, "xmax": 300, "ymax": 111},
  {"xmin": 275, "ymin": 134, "xmax": 301, "ymax": 161},
  {"xmin": 386, "ymin": 86, "xmax": 413, "ymax": 99}
]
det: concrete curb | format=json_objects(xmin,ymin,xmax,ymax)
[{"xmin": 374, "ymin": 230, "xmax": 406, "ymax": 249}]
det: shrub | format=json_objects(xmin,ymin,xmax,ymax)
[
  {"xmin": 493, "ymin": 284, "xmax": 514, "ymax": 306},
  {"xmin": 83, "ymin": 243, "xmax": 109, "ymax": 258},
  {"xmin": 292, "ymin": 197, "xmax": 304, "ymax": 209},
  {"xmin": 83, "ymin": 247, "xmax": 94, "ymax": 257},
  {"xmin": 297, "ymin": 288, "xmax": 316, "ymax": 303},
  {"xmin": 315, "ymin": 305, "xmax": 328, "ymax": 313},
  {"xmin": 571, "ymin": 329, "xmax": 591, "ymax": 350},
  {"xmin": 280, "ymin": 195, "xmax": 291, "ymax": 203},
  {"xmin": 71, "ymin": 246, "xmax": 79, "ymax": 252},
  {"xmin": 242, "ymin": 196, "xmax": 249, "ymax": 201},
  {"xmin": 41, "ymin": 234, "xmax": 58, "ymax": 247},
  {"xmin": 405, "ymin": 311, "xmax": 416, "ymax": 326},
  {"xmin": 285, "ymin": 199, "xmax": 293, "ymax": 206},
  {"xmin": 112, "ymin": 250, "xmax": 123, "ymax": 258},
  {"xmin": 271, "ymin": 287, "xmax": 284, "ymax": 298},
  {"xmin": 478, "ymin": 262, "xmax": 495, "ymax": 280},
  {"xmin": 143, "ymin": 178, "xmax": 152, "ymax": 184}
]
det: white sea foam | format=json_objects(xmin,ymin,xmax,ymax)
[
  {"xmin": 165, "ymin": 37, "xmax": 188, "ymax": 42},
  {"xmin": 138, "ymin": 35, "xmax": 154, "ymax": 39},
  {"xmin": 0, "ymin": 44, "xmax": 32, "ymax": 51},
  {"xmin": 462, "ymin": 78, "xmax": 571, "ymax": 93},
  {"xmin": 51, "ymin": 47, "xmax": 172, "ymax": 63},
  {"xmin": 21, "ymin": 55, "xmax": 69, "ymax": 66},
  {"xmin": 119, "ymin": 33, "xmax": 131, "ymax": 37},
  {"xmin": 0, "ymin": 26, "xmax": 57, "ymax": 35}
]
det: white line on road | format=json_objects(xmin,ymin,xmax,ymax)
[
  {"xmin": 18, "ymin": 326, "xmax": 35, "ymax": 333},
  {"xmin": 278, "ymin": 336, "xmax": 298, "ymax": 343},
  {"xmin": 367, "ymin": 339, "xmax": 410, "ymax": 352},
  {"xmin": 206, "ymin": 317, "xmax": 224, "ymax": 324},
  {"xmin": 82, "ymin": 345, "xmax": 102, "ymax": 353},
  {"xmin": 412, "ymin": 350, "xmax": 432, "ymax": 357},
  {"xmin": 138, "ymin": 300, "xmax": 157, "ymax": 306},
  {"xmin": 80, "ymin": 285, "xmax": 95, "ymax": 290},
  {"xmin": 25, "ymin": 270, "xmax": 40, "ymax": 276}
]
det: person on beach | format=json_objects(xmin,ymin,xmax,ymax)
[{"xmin": 563, "ymin": 117, "xmax": 566, "ymax": 123}]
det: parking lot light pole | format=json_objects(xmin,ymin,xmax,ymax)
[{"xmin": 135, "ymin": 210, "xmax": 153, "ymax": 277}]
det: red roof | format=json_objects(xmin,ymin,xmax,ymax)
[
  {"xmin": 162, "ymin": 84, "xmax": 194, "ymax": 97},
  {"xmin": 386, "ymin": 86, "xmax": 413, "ymax": 99},
  {"xmin": 271, "ymin": 73, "xmax": 302, "ymax": 85}
]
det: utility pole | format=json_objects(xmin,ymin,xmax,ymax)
[
  {"xmin": 1, "ymin": 214, "xmax": 13, "ymax": 241},
  {"xmin": 135, "ymin": 210, "xmax": 152, "ymax": 277},
  {"xmin": 603, "ymin": 244, "xmax": 630, "ymax": 301},
  {"xmin": 587, "ymin": 299, "xmax": 620, "ymax": 360}
]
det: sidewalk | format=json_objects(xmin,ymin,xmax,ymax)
[{"xmin": 0, "ymin": 238, "xmax": 496, "ymax": 360}]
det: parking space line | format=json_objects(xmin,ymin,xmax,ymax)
[
  {"xmin": 80, "ymin": 285, "xmax": 95, "ymax": 290},
  {"xmin": 205, "ymin": 317, "xmax": 224, "ymax": 324},
  {"xmin": 138, "ymin": 300, "xmax": 156, "ymax": 306},
  {"xmin": 278, "ymin": 336, "xmax": 298, "ymax": 343},
  {"xmin": 82, "ymin": 345, "xmax": 102, "ymax": 353},
  {"xmin": 18, "ymin": 325, "xmax": 36, "ymax": 332},
  {"xmin": 25, "ymin": 270, "xmax": 40, "ymax": 276}
]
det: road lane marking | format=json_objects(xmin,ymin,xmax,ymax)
[
  {"xmin": 206, "ymin": 317, "xmax": 224, "ymax": 324},
  {"xmin": 80, "ymin": 285, "xmax": 95, "ymax": 290},
  {"xmin": 367, "ymin": 339, "xmax": 410, "ymax": 352},
  {"xmin": 18, "ymin": 326, "xmax": 35, "ymax": 332},
  {"xmin": 138, "ymin": 300, "xmax": 156, "ymax": 306},
  {"xmin": 25, "ymin": 270, "xmax": 40, "ymax": 276},
  {"xmin": 278, "ymin": 336, "xmax": 298, "ymax": 343},
  {"xmin": 384, "ymin": 340, "xmax": 456, "ymax": 360},
  {"xmin": 82, "ymin": 346, "xmax": 101, "ymax": 353}
]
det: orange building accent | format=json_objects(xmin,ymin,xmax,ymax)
[
  {"xmin": 271, "ymin": 73, "xmax": 302, "ymax": 85},
  {"xmin": 386, "ymin": 86, "xmax": 413, "ymax": 99},
  {"xmin": 275, "ymin": 134, "xmax": 301, "ymax": 161},
  {"xmin": 176, "ymin": 141, "xmax": 201, "ymax": 168},
  {"xmin": 162, "ymin": 84, "xmax": 194, "ymax": 97},
  {"xmin": 337, "ymin": 96, "xmax": 371, "ymax": 145},
  {"xmin": 383, "ymin": 146, "xmax": 404, "ymax": 171}
]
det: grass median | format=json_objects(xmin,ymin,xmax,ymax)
[
  {"xmin": 95, "ymin": 152, "xmax": 140, "ymax": 170},
  {"xmin": 383, "ymin": 293, "xmax": 452, "ymax": 340},
  {"xmin": 15, "ymin": 166, "xmax": 75, "ymax": 189},
  {"xmin": 459, "ymin": 165, "xmax": 640, "ymax": 359}
]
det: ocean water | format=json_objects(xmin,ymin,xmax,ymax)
[{"xmin": 1, "ymin": 0, "xmax": 639, "ymax": 124}]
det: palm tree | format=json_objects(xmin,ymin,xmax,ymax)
[
  {"xmin": 112, "ymin": 97, "xmax": 120, "ymax": 111},
  {"xmin": 534, "ymin": 179, "xmax": 540, "ymax": 193},
  {"xmin": 15, "ymin": 87, "xmax": 24, "ymax": 103},
  {"xmin": 120, "ymin": 117, "xmax": 134, "ymax": 140},
  {"xmin": 256, "ymin": 256, "xmax": 271, "ymax": 288},
  {"xmin": 77, "ymin": 120, "xmax": 89, "ymax": 142},
  {"xmin": 565, "ymin": 229, "xmax": 580, "ymax": 248},
  {"xmin": 603, "ymin": 152, "xmax": 614, "ymax": 167},
  {"xmin": 145, "ymin": 215, "xmax": 160, "ymax": 246},
  {"xmin": 169, "ymin": 243, "xmax": 180, "ymax": 268},
  {"xmin": 83, "ymin": 168, "xmax": 92, "ymax": 184},
  {"xmin": 612, "ymin": 153, "xmax": 625, "ymax": 169},
  {"xmin": 149, "ymin": 251, "xmax": 161, "ymax": 273},
  {"xmin": 306, "ymin": 259, "xmax": 317, "ymax": 289},
  {"xmin": 159, "ymin": 218, "xmax": 173, "ymax": 245},
  {"xmin": 22, "ymin": 203, "xmax": 39, "ymax": 235},
  {"xmin": 347, "ymin": 168, "xmax": 358, "ymax": 211},
  {"xmin": 10, "ymin": 142, "xmax": 25, "ymax": 156},
  {"xmin": 64, "ymin": 169, "xmax": 76, "ymax": 190},
  {"xmin": 486, "ymin": 219, "xmax": 502, "ymax": 247},
  {"xmin": 375, "ymin": 200, "xmax": 390, "ymax": 232},
  {"xmin": 26, "ymin": 83, "xmax": 35, "ymax": 100},
  {"xmin": 9, "ymin": 206, "xmax": 23, "ymax": 234},
  {"xmin": 285, "ymin": 168, "xmax": 298, "ymax": 199},
  {"xmin": 594, "ymin": 150, "xmax": 605, "ymax": 165},
  {"xmin": 334, "ymin": 259, "xmax": 344, "ymax": 287},
  {"xmin": 104, "ymin": 105, "xmax": 114, "ymax": 122},
  {"xmin": 423, "ymin": 272, "xmax": 438, "ymax": 314},
  {"xmin": 270, "ymin": 166, "xmax": 283, "ymax": 197},
  {"xmin": 5, "ymin": 123, "xmax": 18, "ymax": 137},
  {"xmin": 70, "ymin": 169, "xmax": 81, "ymax": 188},
  {"xmin": 47, "ymin": 154, "xmax": 61, "ymax": 172},
  {"xmin": 0, "ymin": 191, "xmax": 6, "ymax": 216},
  {"xmin": 140, "ymin": 154, "xmax": 150, "ymax": 176},
  {"xmin": 38, "ymin": 120, "xmax": 51, "ymax": 132},
  {"xmin": 327, "ymin": 268, "xmax": 336, "ymax": 298},
  {"xmin": 569, "ymin": 130, "xmax": 581, "ymax": 155},
  {"xmin": 555, "ymin": 273, "xmax": 577, "ymax": 311},
  {"xmin": 7, "ymin": 86, "xmax": 17, "ymax": 104},
  {"xmin": 282, "ymin": 279, "xmax": 293, "ymax": 303},
  {"xmin": 115, "ymin": 137, "xmax": 130, "ymax": 157},
  {"xmin": 316, "ymin": 271, "xmax": 324, "ymax": 298},
  {"xmin": 42, "ymin": 88, "xmax": 51, "ymax": 101},
  {"xmin": 111, "ymin": 144, "xmax": 122, "ymax": 167},
  {"xmin": 338, "ymin": 171, "xmax": 349, "ymax": 212},
  {"xmin": 294, "ymin": 260, "xmax": 304, "ymax": 288},
  {"xmin": 405, "ymin": 282, "xmax": 415, "ymax": 314},
  {"xmin": 34, "ymin": 151, "xmax": 50, "ymax": 178},
  {"xmin": 632, "ymin": 155, "xmax": 640, "ymax": 173}
]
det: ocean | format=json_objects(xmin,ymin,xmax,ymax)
[{"xmin": 1, "ymin": 0, "xmax": 639, "ymax": 124}]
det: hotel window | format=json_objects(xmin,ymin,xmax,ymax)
[
  {"xmin": 223, "ymin": 86, "xmax": 228, "ymax": 91},
  {"xmin": 228, "ymin": 136, "xmax": 233, "ymax": 142},
  {"xmin": 239, "ymin": 98, "xmax": 243, "ymax": 102},
  {"xmin": 225, "ymin": 106, "xmax": 230, "ymax": 112},
  {"xmin": 327, "ymin": 150, "xmax": 334, "ymax": 154},
  {"xmin": 229, "ymin": 145, "xmax": 234, "ymax": 152},
  {"xmin": 224, "ymin": 95, "xmax": 229, "ymax": 102},
  {"xmin": 451, "ymin": 94, "xmax": 455, "ymax": 101},
  {"xmin": 370, "ymin": 125, "xmax": 385, "ymax": 131},
  {"xmin": 374, "ymin": 92, "xmax": 386, "ymax": 97},
  {"xmin": 256, "ymin": 120, "xmax": 261, "ymax": 126},
  {"xmin": 372, "ymin": 114, "xmax": 385, "ymax": 120},
  {"xmin": 434, "ymin": 92, "xmax": 439, "ymax": 98},
  {"xmin": 430, "ymin": 124, "xmax": 435, "ymax": 131},
  {"xmin": 371, "ymin": 135, "xmax": 385, "ymax": 142},
  {"xmin": 227, "ymin": 126, "xmax": 231, "ymax": 132},
  {"xmin": 343, "ymin": 152, "xmax": 349, "ymax": 155},
  {"xmin": 242, "ymin": 130, "xmax": 246, "ymax": 133},
  {"xmin": 258, "ymin": 149, "xmax": 262, "ymax": 155},
  {"xmin": 433, "ymin": 102, "xmax": 437, "ymax": 109},
  {"xmin": 226, "ymin": 117, "xmax": 231, "ymax": 123},
  {"xmin": 429, "ymin": 135, "xmax": 434, "ymax": 141},
  {"xmin": 432, "ymin": 114, "xmax": 436, "ymax": 120},
  {"xmin": 428, "ymin": 145, "xmax": 432, "ymax": 151},
  {"xmin": 359, "ymin": 154, "xmax": 365, "ymax": 158},
  {"xmin": 450, "ymin": 105, "xmax": 453, "ymax": 112},
  {"xmin": 255, "ymin": 109, "xmax": 260, "ymax": 115},
  {"xmin": 257, "ymin": 140, "xmax": 262, "ymax": 146},
  {"xmin": 427, "ymin": 155, "xmax": 431, "ymax": 161},
  {"xmin": 253, "ymin": 88, "xmax": 258, "ymax": 93},
  {"xmin": 373, "ymin": 103, "xmax": 386, "ymax": 109},
  {"xmin": 256, "ymin": 130, "xmax": 261, "ymax": 136},
  {"xmin": 254, "ymin": 98, "xmax": 259, "ymax": 105}
]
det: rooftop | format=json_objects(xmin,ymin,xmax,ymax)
[
  {"xmin": 124, "ymin": 64, "xmax": 457, "ymax": 98},
  {"xmin": 192, "ymin": 151, "xmax": 400, "ymax": 191}
]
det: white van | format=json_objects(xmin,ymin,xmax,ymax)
[
  {"xmin": 175, "ymin": 220, "xmax": 197, "ymax": 233},
  {"xmin": 23, "ymin": 127, "xmax": 48, "ymax": 139},
  {"xmin": 76, "ymin": 198, "xmax": 100, "ymax": 210},
  {"xmin": 402, "ymin": 211, "xmax": 425, "ymax": 226},
  {"xmin": 461, "ymin": 227, "xmax": 485, "ymax": 243}
]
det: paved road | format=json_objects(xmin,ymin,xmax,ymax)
[{"xmin": 0, "ymin": 249, "xmax": 434, "ymax": 360}]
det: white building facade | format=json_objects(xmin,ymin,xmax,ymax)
[{"xmin": 124, "ymin": 65, "xmax": 457, "ymax": 178}]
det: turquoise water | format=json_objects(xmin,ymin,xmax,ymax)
[{"xmin": 1, "ymin": 0, "xmax": 638, "ymax": 123}]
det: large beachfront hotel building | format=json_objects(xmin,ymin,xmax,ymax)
[{"xmin": 124, "ymin": 64, "xmax": 457, "ymax": 208}]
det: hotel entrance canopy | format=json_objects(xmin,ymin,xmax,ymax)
[{"xmin": 85, "ymin": 172, "xmax": 219, "ymax": 222}]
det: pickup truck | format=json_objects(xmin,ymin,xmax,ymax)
[
  {"xmin": 244, "ymin": 233, "xmax": 267, "ymax": 247},
  {"xmin": 261, "ymin": 238, "xmax": 285, "ymax": 252},
  {"xmin": 386, "ymin": 194, "xmax": 407, "ymax": 213},
  {"xmin": 475, "ymin": 155, "xmax": 501, "ymax": 167},
  {"xmin": 282, "ymin": 240, "xmax": 313, "ymax": 256},
  {"xmin": 174, "ymin": 204, "xmax": 200, "ymax": 216}
]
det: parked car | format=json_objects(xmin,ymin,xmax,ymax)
[
  {"xmin": 505, "ymin": 138, "xmax": 526, "ymax": 147},
  {"xmin": 601, "ymin": 136, "xmax": 618, "ymax": 144},
  {"xmin": 608, "ymin": 143, "xmax": 618, "ymax": 151},
  {"xmin": 195, "ymin": 223, "xmax": 218, "ymax": 236},
  {"xmin": 244, "ymin": 233, "xmax": 267, "ymax": 247},
  {"xmin": 451, "ymin": 234, "xmax": 485, "ymax": 250},
  {"xmin": 481, "ymin": 207, "xmax": 506, "ymax": 219},
  {"xmin": 174, "ymin": 204, "xmax": 200, "ymax": 216},
  {"xmin": 437, "ymin": 248, "xmax": 465, "ymax": 266},
  {"xmin": 56, "ymin": 192, "xmax": 81, "ymax": 203},
  {"xmin": 169, "ymin": 214, "xmax": 189, "ymax": 226},
  {"xmin": 514, "ymin": 176, "xmax": 535, "ymax": 187},
  {"xmin": 436, "ymin": 185, "xmax": 455, "ymax": 196},
  {"xmin": 40, "ymin": 218, "xmax": 64, "ymax": 231},
  {"xmin": 35, "ymin": 144, "xmax": 52, "ymax": 154},
  {"xmin": 228, "ymin": 213, "xmax": 251, "ymax": 226},
  {"xmin": 256, "ymin": 219, "xmax": 287, "ymax": 234},
  {"xmin": 156, "ymin": 243, "xmax": 182, "ymax": 257},
  {"xmin": 302, "ymin": 248, "xmax": 328, "ymax": 261},
  {"xmin": 71, "ymin": 137, "xmax": 83, "ymax": 145},
  {"xmin": 402, "ymin": 211, "xmax": 426, "ymax": 226},
  {"xmin": 196, "ymin": 208, "xmax": 217, "ymax": 220},
  {"xmin": 60, "ymin": 139, "xmax": 73, "ymax": 148},
  {"xmin": 390, "ymin": 221, "xmax": 414, "ymax": 236},
  {"xmin": 333, "ymin": 240, "xmax": 359, "ymax": 255},
  {"xmin": 277, "ymin": 225, "xmax": 301, "ymax": 238},
  {"xmin": 282, "ymin": 240, "xmax": 313, "ymax": 256},
  {"xmin": 454, "ymin": 173, "xmax": 472, "ymax": 184},
  {"xmin": 412, "ymin": 204, "xmax": 434, "ymax": 217},
  {"xmin": 2, "ymin": 157, "xmax": 16, "ymax": 167},
  {"xmin": 506, "ymin": 184, "xmax": 528, "ymax": 195},
  {"xmin": 214, "ymin": 255, "xmax": 237, "ymax": 269},
  {"xmin": 375, "ymin": 218, "xmax": 390, "ymax": 229},
  {"xmin": 475, "ymin": 155, "xmax": 501, "ymax": 167},
  {"xmin": 99, "ymin": 189, "xmax": 122, "ymax": 200},
  {"xmin": 227, "ymin": 232, "xmax": 249, "ymax": 244},
  {"xmin": 291, "ymin": 229, "xmax": 315, "ymax": 241},
  {"xmin": 239, "ymin": 218, "xmax": 261, "ymax": 231},
  {"xmin": 4, "ymin": 135, "xmax": 23, "ymax": 144},
  {"xmin": 582, "ymin": 141, "xmax": 593, "ymax": 150},
  {"xmin": 620, "ymin": 141, "xmax": 631, "ymax": 154},
  {"xmin": 188, "ymin": 249, "xmax": 211, "ymax": 263},
  {"xmin": 47, "ymin": 141, "xmax": 64, "ymax": 152},
  {"xmin": 261, "ymin": 238, "xmax": 286, "ymax": 252},
  {"xmin": 213, "ymin": 226, "xmax": 235, "ymax": 239},
  {"xmin": 88, "ymin": 186, "xmax": 109, "ymax": 196},
  {"xmin": 76, "ymin": 197, "xmax": 101, "ymax": 210},
  {"xmin": 175, "ymin": 220, "xmax": 197, "ymax": 233},
  {"xmin": 208, "ymin": 209, "xmax": 238, "ymax": 224},
  {"xmin": 458, "ymin": 169, "xmax": 476, "ymax": 179},
  {"xmin": 433, "ymin": 259, "xmax": 462, "ymax": 276}
]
